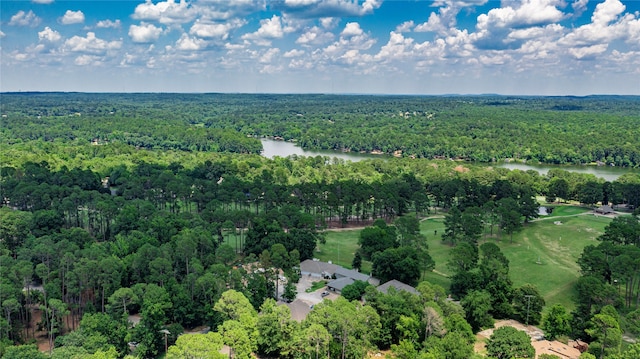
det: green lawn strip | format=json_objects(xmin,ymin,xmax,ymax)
[
  {"xmin": 494, "ymin": 214, "xmax": 609, "ymax": 310},
  {"xmin": 312, "ymin": 213, "xmax": 611, "ymax": 313},
  {"xmin": 315, "ymin": 230, "xmax": 372, "ymax": 274},
  {"xmin": 542, "ymin": 205, "xmax": 592, "ymax": 217},
  {"xmin": 420, "ymin": 218, "xmax": 453, "ymax": 278}
]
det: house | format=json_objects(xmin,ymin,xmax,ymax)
[
  {"xmin": 376, "ymin": 279, "xmax": 419, "ymax": 295},
  {"xmin": 532, "ymin": 340, "xmax": 581, "ymax": 359},
  {"xmin": 285, "ymin": 299, "xmax": 312, "ymax": 322},
  {"xmin": 326, "ymin": 277, "xmax": 355, "ymax": 293},
  {"xmin": 334, "ymin": 267, "xmax": 370, "ymax": 282},
  {"xmin": 594, "ymin": 205, "xmax": 614, "ymax": 215},
  {"xmin": 300, "ymin": 259, "xmax": 339, "ymax": 279}
]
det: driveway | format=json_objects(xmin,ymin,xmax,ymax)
[{"xmin": 295, "ymin": 275, "xmax": 338, "ymax": 305}]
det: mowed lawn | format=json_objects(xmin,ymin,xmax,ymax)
[
  {"xmin": 315, "ymin": 230, "xmax": 373, "ymax": 274},
  {"xmin": 313, "ymin": 207, "xmax": 613, "ymax": 311},
  {"xmin": 502, "ymin": 213, "xmax": 610, "ymax": 309}
]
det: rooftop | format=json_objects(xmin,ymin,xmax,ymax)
[
  {"xmin": 376, "ymin": 279, "xmax": 419, "ymax": 295},
  {"xmin": 335, "ymin": 266, "xmax": 370, "ymax": 282}
]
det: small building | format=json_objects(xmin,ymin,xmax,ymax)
[
  {"xmin": 300, "ymin": 259, "xmax": 339, "ymax": 279},
  {"xmin": 334, "ymin": 267, "xmax": 370, "ymax": 282},
  {"xmin": 284, "ymin": 299, "xmax": 312, "ymax": 322},
  {"xmin": 326, "ymin": 277, "xmax": 355, "ymax": 293},
  {"xmin": 376, "ymin": 279, "xmax": 419, "ymax": 295},
  {"xmin": 594, "ymin": 205, "xmax": 614, "ymax": 215}
]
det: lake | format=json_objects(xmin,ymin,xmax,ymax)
[
  {"xmin": 260, "ymin": 139, "xmax": 637, "ymax": 181},
  {"xmin": 496, "ymin": 162, "xmax": 636, "ymax": 182},
  {"xmin": 261, "ymin": 139, "xmax": 381, "ymax": 163}
]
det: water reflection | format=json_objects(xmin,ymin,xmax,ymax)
[{"xmin": 260, "ymin": 139, "xmax": 637, "ymax": 181}]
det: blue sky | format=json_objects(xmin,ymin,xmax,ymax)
[{"xmin": 1, "ymin": 0, "xmax": 639, "ymax": 95}]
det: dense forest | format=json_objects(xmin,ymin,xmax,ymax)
[
  {"xmin": 2, "ymin": 93, "xmax": 640, "ymax": 167},
  {"xmin": 1, "ymin": 93, "xmax": 640, "ymax": 359}
]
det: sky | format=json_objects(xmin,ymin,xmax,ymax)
[{"xmin": 1, "ymin": 0, "xmax": 639, "ymax": 95}]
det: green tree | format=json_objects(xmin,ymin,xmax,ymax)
[
  {"xmin": 219, "ymin": 320, "xmax": 254, "ymax": 359},
  {"xmin": 2, "ymin": 344, "xmax": 47, "ymax": 359},
  {"xmin": 447, "ymin": 242, "xmax": 479, "ymax": 273},
  {"xmin": 497, "ymin": 197, "xmax": 523, "ymax": 243},
  {"xmin": 358, "ymin": 221, "xmax": 397, "ymax": 260},
  {"xmin": 372, "ymin": 246, "xmax": 428, "ymax": 286},
  {"xmin": 341, "ymin": 280, "xmax": 371, "ymax": 302},
  {"xmin": 512, "ymin": 284, "xmax": 545, "ymax": 326},
  {"xmin": 304, "ymin": 297, "xmax": 381, "ymax": 359},
  {"xmin": 461, "ymin": 290, "xmax": 493, "ymax": 333},
  {"xmin": 40, "ymin": 298, "xmax": 69, "ymax": 354},
  {"xmin": 586, "ymin": 309, "xmax": 622, "ymax": 359},
  {"xmin": 486, "ymin": 326, "xmax": 535, "ymax": 359},
  {"xmin": 213, "ymin": 289, "xmax": 258, "ymax": 346},
  {"xmin": 351, "ymin": 251, "xmax": 362, "ymax": 272},
  {"xmin": 256, "ymin": 298, "xmax": 296, "ymax": 357},
  {"xmin": 166, "ymin": 332, "xmax": 225, "ymax": 359},
  {"xmin": 302, "ymin": 323, "xmax": 331, "ymax": 359},
  {"xmin": 542, "ymin": 304, "xmax": 572, "ymax": 340}
]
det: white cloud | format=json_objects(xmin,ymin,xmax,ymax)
[
  {"xmin": 259, "ymin": 48, "xmax": 280, "ymax": 63},
  {"xmin": 572, "ymin": 0, "xmax": 589, "ymax": 17},
  {"xmin": 189, "ymin": 19, "xmax": 245, "ymax": 39},
  {"xmin": 395, "ymin": 21, "xmax": 414, "ymax": 33},
  {"xmin": 176, "ymin": 33, "xmax": 208, "ymax": 50},
  {"xmin": 129, "ymin": 23, "xmax": 164, "ymax": 43},
  {"xmin": 322, "ymin": 21, "xmax": 376, "ymax": 66},
  {"xmin": 568, "ymin": 43, "xmax": 608, "ymax": 59},
  {"xmin": 194, "ymin": 0, "xmax": 265, "ymax": 21},
  {"xmin": 60, "ymin": 10, "xmax": 85, "ymax": 25},
  {"xmin": 9, "ymin": 10, "xmax": 41, "ymax": 27},
  {"xmin": 32, "ymin": 0, "xmax": 54, "ymax": 4},
  {"xmin": 284, "ymin": 49, "xmax": 304, "ymax": 57},
  {"xmin": 296, "ymin": 26, "xmax": 334, "ymax": 45},
  {"xmin": 38, "ymin": 27, "xmax": 62, "ymax": 42},
  {"xmin": 476, "ymin": 0, "xmax": 565, "ymax": 30},
  {"xmin": 133, "ymin": 0, "xmax": 197, "ymax": 24},
  {"xmin": 415, "ymin": 12, "xmax": 444, "ymax": 33},
  {"xmin": 278, "ymin": 0, "xmax": 381, "ymax": 18},
  {"xmin": 320, "ymin": 17, "xmax": 338, "ymax": 29},
  {"xmin": 242, "ymin": 15, "xmax": 292, "ymax": 46},
  {"xmin": 0, "ymin": 31, "xmax": 5, "ymax": 38},
  {"xmin": 341, "ymin": 22, "xmax": 363, "ymax": 37},
  {"xmin": 74, "ymin": 54, "xmax": 101, "ymax": 66},
  {"xmin": 591, "ymin": 0, "xmax": 625, "ymax": 25},
  {"xmin": 508, "ymin": 23, "xmax": 564, "ymax": 41},
  {"xmin": 96, "ymin": 19, "xmax": 122, "ymax": 29},
  {"xmin": 285, "ymin": 0, "xmax": 319, "ymax": 7},
  {"xmin": 558, "ymin": 0, "xmax": 636, "ymax": 49},
  {"xmin": 471, "ymin": 0, "xmax": 566, "ymax": 50},
  {"xmin": 64, "ymin": 32, "xmax": 122, "ymax": 54},
  {"xmin": 374, "ymin": 31, "xmax": 415, "ymax": 62}
]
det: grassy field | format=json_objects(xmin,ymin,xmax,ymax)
[
  {"xmin": 315, "ymin": 230, "xmax": 373, "ymax": 274},
  {"xmin": 313, "ymin": 206, "xmax": 612, "ymax": 311}
]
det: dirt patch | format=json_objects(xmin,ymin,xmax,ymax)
[
  {"xmin": 453, "ymin": 165, "xmax": 470, "ymax": 173},
  {"xmin": 474, "ymin": 334, "xmax": 487, "ymax": 355},
  {"xmin": 477, "ymin": 319, "xmax": 544, "ymax": 341}
]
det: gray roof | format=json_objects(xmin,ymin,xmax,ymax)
[
  {"xmin": 300, "ymin": 259, "xmax": 339, "ymax": 275},
  {"xmin": 327, "ymin": 277, "xmax": 355, "ymax": 291},
  {"xmin": 284, "ymin": 299, "xmax": 311, "ymax": 322},
  {"xmin": 334, "ymin": 267, "xmax": 370, "ymax": 282},
  {"xmin": 595, "ymin": 205, "xmax": 614, "ymax": 213},
  {"xmin": 376, "ymin": 279, "xmax": 419, "ymax": 295}
]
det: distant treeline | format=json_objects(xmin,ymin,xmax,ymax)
[{"xmin": 1, "ymin": 93, "xmax": 639, "ymax": 166}]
